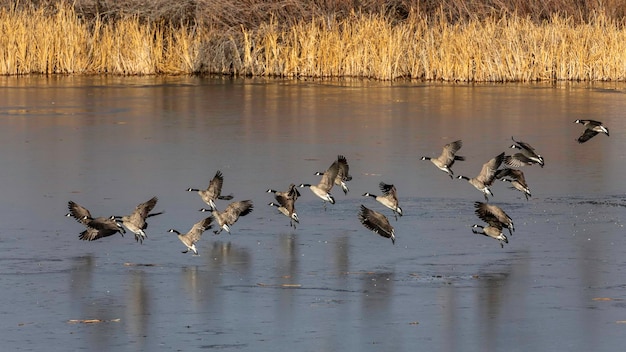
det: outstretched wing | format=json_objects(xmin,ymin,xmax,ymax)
[
  {"xmin": 67, "ymin": 201, "xmax": 92, "ymax": 225},
  {"xmin": 186, "ymin": 216, "xmax": 213, "ymax": 244},
  {"xmin": 128, "ymin": 196, "xmax": 158, "ymax": 225},
  {"xmin": 358, "ymin": 205, "xmax": 394, "ymax": 240}
]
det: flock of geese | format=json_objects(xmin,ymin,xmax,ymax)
[{"xmin": 65, "ymin": 119, "xmax": 609, "ymax": 254}]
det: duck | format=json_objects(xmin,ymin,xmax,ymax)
[
  {"xmin": 457, "ymin": 152, "xmax": 505, "ymax": 201},
  {"xmin": 421, "ymin": 140, "xmax": 465, "ymax": 178},
  {"xmin": 168, "ymin": 217, "xmax": 213, "ymax": 255},
  {"xmin": 315, "ymin": 155, "xmax": 352, "ymax": 195},
  {"xmin": 495, "ymin": 168, "xmax": 531, "ymax": 200},
  {"xmin": 66, "ymin": 201, "xmax": 126, "ymax": 241},
  {"xmin": 187, "ymin": 170, "xmax": 234, "ymax": 209},
  {"xmin": 358, "ymin": 205, "xmax": 395, "ymax": 244},
  {"xmin": 574, "ymin": 119, "xmax": 609, "ymax": 143},
  {"xmin": 299, "ymin": 157, "xmax": 339, "ymax": 208},
  {"xmin": 505, "ymin": 136, "xmax": 544, "ymax": 168},
  {"xmin": 362, "ymin": 182, "xmax": 403, "ymax": 220},
  {"xmin": 200, "ymin": 200, "xmax": 254, "ymax": 235},
  {"xmin": 269, "ymin": 193, "xmax": 299, "ymax": 229},
  {"xmin": 114, "ymin": 196, "xmax": 163, "ymax": 244},
  {"xmin": 474, "ymin": 201, "xmax": 514, "ymax": 236}
]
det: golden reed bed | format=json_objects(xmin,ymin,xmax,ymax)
[{"xmin": 1, "ymin": 2, "xmax": 625, "ymax": 81}]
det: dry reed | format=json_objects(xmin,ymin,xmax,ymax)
[{"xmin": 1, "ymin": 1, "xmax": 625, "ymax": 81}]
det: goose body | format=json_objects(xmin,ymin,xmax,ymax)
[
  {"xmin": 187, "ymin": 170, "xmax": 234, "ymax": 209},
  {"xmin": 300, "ymin": 157, "xmax": 339, "ymax": 207},
  {"xmin": 472, "ymin": 223, "xmax": 508, "ymax": 248},
  {"xmin": 474, "ymin": 201, "xmax": 514, "ymax": 236},
  {"xmin": 115, "ymin": 196, "xmax": 163, "ymax": 244},
  {"xmin": 506, "ymin": 136, "xmax": 544, "ymax": 168},
  {"xmin": 266, "ymin": 183, "xmax": 301, "ymax": 201},
  {"xmin": 315, "ymin": 155, "xmax": 352, "ymax": 195},
  {"xmin": 457, "ymin": 152, "xmax": 505, "ymax": 201},
  {"xmin": 495, "ymin": 168, "xmax": 531, "ymax": 200},
  {"xmin": 66, "ymin": 201, "xmax": 125, "ymax": 241},
  {"xmin": 421, "ymin": 140, "xmax": 465, "ymax": 178},
  {"xmin": 358, "ymin": 205, "xmax": 395, "ymax": 244},
  {"xmin": 200, "ymin": 200, "xmax": 254, "ymax": 234},
  {"xmin": 168, "ymin": 217, "xmax": 213, "ymax": 255},
  {"xmin": 575, "ymin": 119, "xmax": 609, "ymax": 143},
  {"xmin": 362, "ymin": 182, "xmax": 403, "ymax": 220},
  {"xmin": 269, "ymin": 193, "xmax": 299, "ymax": 228}
]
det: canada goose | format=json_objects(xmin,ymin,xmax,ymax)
[
  {"xmin": 495, "ymin": 168, "xmax": 531, "ymax": 200},
  {"xmin": 168, "ymin": 217, "xmax": 213, "ymax": 255},
  {"xmin": 505, "ymin": 136, "xmax": 544, "ymax": 168},
  {"xmin": 114, "ymin": 196, "xmax": 163, "ymax": 244},
  {"xmin": 66, "ymin": 201, "xmax": 126, "ymax": 241},
  {"xmin": 269, "ymin": 193, "xmax": 299, "ymax": 228},
  {"xmin": 362, "ymin": 182, "xmax": 403, "ymax": 220},
  {"xmin": 472, "ymin": 223, "xmax": 508, "ymax": 248},
  {"xmin": 299, "ymin": 157, "xmax": 339, "ymax": 208},
  {"xmin": 474, "ymin": 201, "xmax": 514, "ymax": 236},
  {"xmin": 358, "ymin": 205, "xmax": 395, "ymax": 244},
  {"xmin": 199, "ymin": 200, "xmax": 254, "ymax": 234},
  {"xmin": 316, "ymin": 155, "xmax": 352, "ymax": 195},
  {"xmin": 421, "ymin": 140, "xmax": 465, "ymax": 178},
  {"xmin": 574, "ymin": 119, "xmax": 609, "ymax": 143},
  {"xmin": 457, "ymin": 152, "xmax": 505, "ymax": 201},
  {"xmin": 187, "ymin": 170, "xmax": 234, "ymax": 209},
  {"xmin": 266, "ymin": 183, "xmax": 301, "ymax": 201}
]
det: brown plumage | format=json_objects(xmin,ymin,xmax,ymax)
[
  {"xmin": 266, "ymin": 183, "xmax": 300, "ymax": 201},
  {"xmin": 66, "ymin": 201, "xmax": 125, "ymax": 241},
  {"xmin": 505, "ymin": 136, "xmax": 545, "ymax": 168},
  {"xmin": 421, "ymin": 140, "xmax": 465, "ymax": 178},
  {"xmin": 316, "ymin": 155, "xmax": 352, "ymax": 195},
  {"xmin": 358, "ymin": 205, "xmax": 395, "ymax": 244},
  {"xmin": 200, "ymin": 200, "xmax": 254, "ymax": 234},
  {"xmin": 574, "ymin": 119, "xmax": 609, "ymax": 143},
  {"xmin": 457, "ymin": 152, "xmax": 505, "ymax": 201},
  {"xmin": 269, "ymin": 193, "xmax": 299, "ymax": 228},
  {"xmin": 495, "ymin": 168, "xmax": 531, "ymax": 200},
  {"xmin": 300, "ymin": 157, "xmax": 340, "ymax": 207},
  {"xmin": 472, "ymin": 223, "xmax": 508, "ymax": 248},
  {"xmin": 362, "ymin": 182, "xmax": 403, "ymax": 220},
  {"xmin": 187, "ymin": 170, "xmax": 234, "ymax": 209},
  {"xmin": 168, "ymin": 217, "xmax": 213, "ymax": 255},
  {"xmin": 115, "ymin": 196, "xmax": 163, "ymax": 244},
  {"xmin": 474, "ymin": 201, "xmax": 514, "ymax": 236}
]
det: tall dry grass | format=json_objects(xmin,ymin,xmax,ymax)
[
  {"xmin": 0, "ymin": 1, "xmax": 625, "ymax": 81},
  {"xmin": 0, "ymin": 3, "xmax": 203, "ymax": 74}
]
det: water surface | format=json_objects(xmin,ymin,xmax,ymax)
[{"xmin": 1, "ymin": 76, "xmax": 626, "ymax": 351}]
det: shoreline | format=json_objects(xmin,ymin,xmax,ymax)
[{"xmin": 1, "ymin": 3, "xmax": 625, "ymax": 81}]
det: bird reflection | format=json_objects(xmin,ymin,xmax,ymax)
[
  {"xmin": 275, "ymin": 233, "xmax": 300, "ymax": 323},
  {"xmin": 361, "ymin": 271, "xmax": 395, "ymax": 314},
  {"xmin": 68, "ymin": 255, "xmax": 124, "ymax": 348},
  {"xmin": 334, "ymin": 235, "xmax": 350, "ymax": 276},
  {"xmin": 205, "ymin": 241, "xmax": 252, "ymax": 271},
  {"xmin": 181, "ymin": 265, "xmax": 213, "ymax": 305},
  {"xmin": 181, "ymin": 241, "xmax": 252, "ymax": 308},
  {"xmin": 125, "ymin": 270, "xmax": 150, "ymax": 348},
  {"xmin": 276, "ymin": 233, "xmax": 298, "ymax": 275},
  {"xmin": 439, "ymin": 253, "xmax": 530, "ymax": 352},
  {"xmin": 69, "ymin": 255, "xmax": 95, "ymax": 300},
  {"xmin": 476, "ymin": 270, "xmax": 511, "ymax": 352}
]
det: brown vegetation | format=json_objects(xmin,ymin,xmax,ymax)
[{"xmin": 0, "ymin": 0, "xmax": 625, "ymax": 81}]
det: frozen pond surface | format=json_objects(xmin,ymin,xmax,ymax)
[{"xmin": 1, "ymin": 76, "xmax": 626, "ymax": 351}]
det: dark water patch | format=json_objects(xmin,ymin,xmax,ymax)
[
  {"xmin": 199, "ymin": 344, "xmax": 249, "ymax": 350},
  {"xmin": 222, "ymin": 284, "xmax": 362, "ymax": 294}
]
